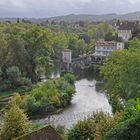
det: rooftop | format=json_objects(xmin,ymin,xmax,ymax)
[
  {"xmin": 96, "ymin": 41, "xmax": 116, "ymax": 46},
  {"xmin": 13, "ymin": 126, "xmax": 64, "ymax": 140},
  {"xmin": 116, "ymin": 21, "xmax": 138, "ymax": 30}
]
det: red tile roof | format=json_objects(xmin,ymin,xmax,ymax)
[{"xmin": 96, "ymin": 41, "xmax": 116, "ymax": 46}]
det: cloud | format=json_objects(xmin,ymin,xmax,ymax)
[
  {"xmin": 0, "ymin": 0, "xmax": 26, "ymax": 8},
  {"xmin": 0, "ymin": 0, "xmax": 140, "ymax": 17}
]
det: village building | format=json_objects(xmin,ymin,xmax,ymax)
[
  {"xmin": 94, "ymin": 40, "xmax": 124, "ymax": 62},
  {"xmin": 114, "ymin": 20, "xmax": 140, "ymax": 42},
  {"xmin": 62, "ymin": 49, "xmax": 72, "ymax": 71}
]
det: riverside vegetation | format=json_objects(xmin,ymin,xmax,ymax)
[
  {"xmin": 67, "ymin": 37, "xmax": 140, "ymax": 139},
  {"xmin": 22, "ymin": 73, "xmax": 75, "ymax": 117},
  {"xmin": 1, "ymin": 20, "xmax": 140, "ymax": 140},
  {"xmin": 0, "ymin": 21, "xmax": 113, "ymax": 96}
]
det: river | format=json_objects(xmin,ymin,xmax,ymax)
[{"xmin": 37, "ymin": 71, "xmax": 112, "ymax": 129}]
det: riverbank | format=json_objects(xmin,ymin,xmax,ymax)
[
  {"xmin": 36, "ymin": 78, "xmax": 112, "ymax": 129},
  {"xmin": 30, "ymin": 108, "xmax": 64, "ymax": 120}
]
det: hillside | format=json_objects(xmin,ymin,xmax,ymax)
[
  {"xmin": 1, "ymin": 11, "xmax": 140, "ymax": 23},
  {"xmin": 47, "ymin": 12, "xmax": 140, "ymax": 22}
]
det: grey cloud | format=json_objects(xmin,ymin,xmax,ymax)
[{"xmin": 0, "ymin": 0, "xmax": 140, "ymax": 17}]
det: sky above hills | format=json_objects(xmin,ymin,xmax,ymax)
[{"xmin": 0, "ymin": 0, "xmax": 140, "ymax": 17}]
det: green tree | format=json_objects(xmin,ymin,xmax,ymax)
[
  {"xmin": 53, "ymin": 32, "xmax": 68, "ymax": 60},
  {"xmin": 0, "ymin": 32, "xmax": 9, "ymax": 80},
  {"xmin": 101, "ymin": 49, "xmax": 140, "ymax": 112},
  {"xmin": 22, "ymin": 27, "xmax": 54, "ymax": 83},
  {"xmin": 87, "ymin": 22, "xmax": 113, "ymax": 40},
  {"xmin": 128, "ymin": 37, "xmax": 140, "ymax": 49},
  {"xmin": 67, "ymin": 112, "xmax": 124, "ymax": 140},
  {"xmin": 0, "ymin": 95, "xmax": 31, "ymax": 140},
  {"xmin": 68, "ymin": 34, "xmax": 86, "ymax": 57},
  {"xmin": 105, "ymin": 112, "xmax": 140, "ymax": 140},
  {"xmin": 64, "ymin": 73, "xmax": 76, "ymax": 85}
]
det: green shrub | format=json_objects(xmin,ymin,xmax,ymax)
[
  {"xmin": 123, "ymin": 98, "xmax": 140, "ymax": 120},
  {"xmin": 7, "ymin": 66, "xmax": 22, "ymax": 81},
  {"xmin": 0, "ymin": 95, "xmax": 31, "ymax": 140},
  {"xmin": 67, "ymin": 112, "xmax": 124, "ymax": 140},
  {"xmin": 0, "ymin": 66, "xmax": 32, "ymax": 92},
  {"xmin": 23, "ymin": 74, "xmax": 75, "ymax": 116},
  {"xmin": 64, "ymin": 73, "xmax": 76, "ymax": 85},
  {"xmin": 105, "ymin": 112, "xmax": 140, "ymax": 140},
  {"xmin": 0, "ymin": 79, "xmax": 11, "ymax": 91},
  {"xmin": 109, "ymin": 94, "xmax": 124, "ymax": 114}
]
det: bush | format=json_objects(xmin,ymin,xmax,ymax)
[
  {"xmin": 67, "ymin": 112, "xmax": 124, "ymax": 140},
  {"xmin": 23, "ymin": 74, "xmax": 75, "ymax": 116},
  {"xmin": 0, "ymin": 95, "xmax": 31, "ymax": 140},
  {"xmin": 22, "ymin": 96, "xmax": 38, "ymax": 116},
  {"xmin": 109, "ymin": 94, "xmax": 124, "ymax": 114},
  {"xmin": 105, "ymin": 99, "xmax": 140, "ymax": 140},
  {"xmin": 7, "ymin": 66, "xmax": 22, "ymax": 81},
  {"xmin": 105, "ymin": 112, "xmax": 140, "ymax": 140},
  {"xmin": 0, "ymin": 66, "xmax": 32, "ymax": 91},
  {"xmin": 64, "ymin": 73, "xmax": 76, "ymax": 85},
  {"xmin": 17, "ymin": 77, "xmax": 32, "ymax": 88},
  {"xmin": 0, "ymin": 79, "xmax": 11, "ymax": 91}
]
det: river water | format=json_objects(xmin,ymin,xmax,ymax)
[{"xmin": 37, "ymin": 71, "xmax": 112, "ymax": 129}]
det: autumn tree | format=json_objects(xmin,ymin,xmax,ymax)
[{"xmin": 0, "ymin": 94, "xmax": 31, "ymax": 140}]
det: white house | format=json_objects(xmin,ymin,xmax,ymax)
[
  {"xmin": 114, "ymin": 21, "xmax": 137, "ymax": 42},
  {"xmin": 116, "ymin": 42, "xmax": 125, "ymax": 50},
  {"xmin": 118, "ymin": 30, "xmax": 132, "ymax": 42},
  {"xmin": 94, "ymin": 41, "xmax": 124, "ymax": 58}
]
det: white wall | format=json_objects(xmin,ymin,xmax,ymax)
[
  {"xmin": 62, "ymin": 50, "xmax": 72, "ymax": 63},
  {"xmin": 118, "ymin": 30, "xmax": 132, "ymax": 42},
  {"xmin": 95, "ymin": 44, "xmax": 116, "ymax": 57},
  {"xmin": 117, "ymin": 42, "xmax": 125, "ymax": 50}
]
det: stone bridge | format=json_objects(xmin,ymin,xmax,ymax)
[
  {"xmin": 71, "ymin": 54, "xmax": 104, "ymax": 70},
  {"xmin": 61, "ymin": 54, "xmax": 105, "ymax": 71}
]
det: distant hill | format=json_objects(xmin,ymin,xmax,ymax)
[
  {"xmin": 1, "ymin": 11, "xmax": 140, "ymax": 23},
  {"xmin": 47, "ymin": 12, "xmax": 140, "ymax": 22},
  {"xmin": 47, "ymin": 14, "xmax": 119, "ymax": 22}
]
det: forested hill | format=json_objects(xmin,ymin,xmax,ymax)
[
  {"xmin": 47, "ymin": 11, "xmax": 140, "ymax": 22},
  {"xmin": 1, "ymin": 11, "xmax": 140, "ymax": 23}
]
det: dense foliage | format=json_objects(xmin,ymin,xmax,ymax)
[
  {"xmin": 98, "ymin": 36, "xmax": 140, "ymax": 139},
  {"xmin": 41, "ymin": 21, "xmax": 114, "ymax": 57},
  {"xmin": 0, "ymin": 94, "xmax": 31, "ymax": 140},
  {"xmin": 22, "ymin": 73, "xmax": 75, "ymax": 116},
  {"xmin": 100, "ymin": 48, "xmax": 140, "ymax": 112},
  {"xmin": 2, "ymin": 20, "xmax": 138, "ymax": 139},
  {"xmin": 0, "ymin": 21, "xmax": 114, "ymax": 92},
  {"xmin": 105, "ymin": 99, "xmax": 140, "ymax": 140},
  {"xmin": 0, "ymin": 23, "xmax": 55, "ymax": 93},
  {"xmin": 67, "ymin": 34, "xmax": 140, "ymax": 140},
  {"xmin": 0, "ymin": 66, "xmax": 32, "ymax": 92},
  {"xmin": 67, "ymin": 112, "xmax": 124, "ymax": 140},
  {"xmin": 105, "ymin": 112, "xmax": 140, "ymax": 140},
  {"xmin": 67, "ymin": 99, "xmax": 140, "ymax": 140}
]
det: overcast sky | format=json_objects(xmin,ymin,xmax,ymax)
[{"xmin": 0, "ymin": 0, "xmax": 140, "ymax": 18}]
